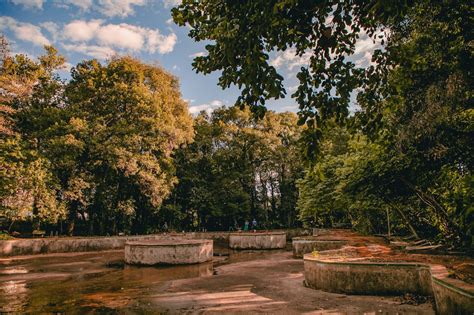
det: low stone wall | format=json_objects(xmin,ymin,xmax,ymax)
[
  {"xmin": 0, "ymin": 229, "xmax": 308, "ymax": 257},
  {"xmin": 0, "ymin": 234, "xmax": 167, "ymax": 257},
  {"xmin": 304, "ymin": 255, "xmax": 474, "ymax": 314},
  {"xmin": 304, "ymin": 258, "xmax": 432, "ymax": 295},
  {"xmin": 229, "ymin": 232, "xmax": 286, "ymax": 249},
  {"xmin": 431, "ymin": 266, "xmax": 474, "ymax": 315},
  {"xmin": 124, "ymin": 239, "xmax": 213, "ymax": 265},
  {"xmin": 312, "ymin": 228, "xmax": 331, "ymax": 236},
  {"xmin": 292, "ymin": 238, "xmax": 348, "ymax": 258},
  {"xmin": 285, "ymin": 228, "xmax": 312, "ymax": 240}
]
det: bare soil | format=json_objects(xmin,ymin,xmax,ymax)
[
  {"xmin": 312, "ymin": 229, "xmax": 474, "ymax": 279},
  {"xmin": 0, "ymin": 244, "xmax": 436, "ymax": 314}
]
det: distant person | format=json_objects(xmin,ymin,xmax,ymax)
[
  {"xmin": 252, "ymin": 218, "xmax": 257, "ymax": 231},
  {"xmin": 233, "ymin": 219, "xmax": 239, "ymax": 231},
  {"xmin": 243, "ymin": 220, "xmax": 249, "ymax": 231},
  {"xmin": 162, "ymin": 222, "xmax": 168, "ymax": 232}
]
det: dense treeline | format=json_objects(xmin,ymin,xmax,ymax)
[
  {"xmin": 297, "ymin": 2, "xmax": 473, "ymax": 247},
  {"xmin": 173, "ymin": 0, "xmax": 472, "ymax": 248},
  {"xmin": 161, "ymin": 106, "xmax": 303, "ymax": 231},
  {"xmin": 0, "ymin": 43, "xmax": 303, "ymax": 234},
  {"xmin": 1, "ymin": 0, "xmax": 472, "ymax": 248},
  {"xmin": 0, "ymin": 45, "xmax": 194, "ymax": 235}
]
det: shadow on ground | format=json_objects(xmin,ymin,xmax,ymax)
[{"xmin": 0, "ymin": 242, "xmax": 435, "ymax": 314}]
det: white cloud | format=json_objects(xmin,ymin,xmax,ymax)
[
  {"xmin": 54, "ymin": 0, "xmax": 145, "ymax": 17},
  {"xmin": 96, "ymin": 0, "xmax": 146, "ymax": 18},
  {"xmin": 54, "ymin": 61, "xmax": 74, "ymax": 75},
  {"xmin": 0, "ymin": 16, "xmax": 50, "ymax": 46},
  {"xmin": 62, "ymin": 43, "xmax": 116, "ymax": 59},
  {"xmin": 10, "ymin": 0, "xmax": 44, "ymax": 9},
  {"xmin": 189, "ymin": 100, "xmax": 224, "ymax": 115},
  {"xmin": 61, "ymin": 20, "xmax": 177, "ymax": 57},
  {"xmin": 40, "ymin": 21, "xmax": 59, "ymax": 42},
  {"xmin": 270, "ymin": 48, "xmax": 311, "ymax": 71},
  {"xmin": 352, "ymin": 30, "xmax": 384, "ymax": 68},
  {"xmin": 146, "ymin": 29, "xmax": 176, "ymax": 54},
  {"xmin": 166, "ymin": 18, "xmax": 174, "ymax": 25},
  {"xmin": 162, "ymin": 0, "xmax": 180, "ymax": 8},
  {"xmin": 288, "ymin": 84, "xmax": 298, "ymax": 93},
  {"xmin": 63, "ymin": 20, "xmax": 102, "ymax": 42},
  {"xmin": 97, "ymin": 24, "xmax": 144, "ymax": 50},
  {"xmin": 281, "ymin": 105, "xmax": 298, "ymax": 112},
  {"xmin": 57, "ymin": 0, "xmax": 93, "ymax": 11},
  {"xmin": 63, "ymin": 61, "xmax": 74, "ymax": 71},
  {"xmin": 189, "ymin": 51, "xmax": 206, "ymax": 58}
]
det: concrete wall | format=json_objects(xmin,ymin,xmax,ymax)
[
  {"xmin": 229, "ymin": 232, "xmax": 286, "ymax": 249},
  {"xmin": 304, "ymin": 259, "xmax": 433, "ymax": 296},
  {"xmin": 0, "ymin": 234, "xmax": 167, "ymax": 257},
  {"xmin": 124, "ymin": 240, "xmax": 213, "ymax": 265},
  {"xmin": 431, "ymin": 271, "xmax": 474, "ymax": 315},
  {"xmin": 292, "ymin": 239, "xmax": 347, "ymax": 258},
  {"xmin": 0, "ymin": 229, "xmax": 308, "ymax": 256},
  {"xmin": 304, "ymin": 256, "xmax": 474, "ymax": 314}
]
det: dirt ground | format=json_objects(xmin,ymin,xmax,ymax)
[
  {"xmin": 311, "ymin": 229, "xmax": 474, "ymax": 278},
  {"xmin": 0, "ymin": 243, "xmax": 436, "ymax": 314}
]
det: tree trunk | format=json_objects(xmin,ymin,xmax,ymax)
[
  {"xmin": 392, "ymin": 205, "xmax": 420, "ymax": 239},
  {"xmin": 386, "ymin": 208, "xmax": 391, "ymax": 239},
  {"xmin": 400, "ymin": 177, "xmax": 459, "ymax": 242}
]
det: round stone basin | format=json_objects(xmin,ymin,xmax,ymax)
[
  {"xmin": 229, "ymin": 232, "xmax": 286, "ymax": 249},
  {"xmin": 292, "ymin": 238, "xmax": 348, "ymax": 258},
  {"xmin": 124, "ymin": 239, "xmax": 213, "ymax": 265}
]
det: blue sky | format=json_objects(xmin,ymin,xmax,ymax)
[{"xmin": 0, "ymin": 0, "xmax": 380, "ymax": 114}]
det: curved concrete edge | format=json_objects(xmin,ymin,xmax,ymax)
[
  {"xmin": 304, "ymin": 255, "xmax": 474, "ymax": 314},
  {"xmin": 124, "ymin": 239, "xmax": 213, "ymax": 265},
  {"xmin": 292, "ymin": 239, "xmax": 348, "ymax": 258},
  {"xmin": 229, "ymin": 233, "xmax": 286, "ymax": 249},
  {"xmin": 429, "ymin": 264, "xmax": 474, "ymax": 315}
]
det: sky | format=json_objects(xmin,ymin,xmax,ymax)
[{"xmin": 0, "ymin": 0, "xmax": 381, "ymax": 114}]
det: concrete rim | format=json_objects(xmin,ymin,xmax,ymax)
[
  {"xmin": 303, "ymin": 253, "xmax": 474, "ymax": 298},
  {"xmin": 125, "ymin": 239, "xmax": 213, "ymax": 247},
  {"xmin": 229, "ymin": 232, "xmax": 286, "ymax": 236}
]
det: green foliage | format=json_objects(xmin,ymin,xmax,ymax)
[
  {"xmin": 297, "ymin": 125, "xmax": 386, "ymax": 234},
  {"xmin": 164, "ymin": 106, "xmax": 304, "ymax": 230},
  {"xmin": 1, "ymin": 45, "xmax": 193, "ymax": 235},
  {"xmin": 0, "ymin": 46, "xmax": 67, "ymax": 226},
  {"xmin": 172, "ymin": 0, "xmax": 412, "ymax": 156},
  {"xmin": 173, "ymin": 0, "xmax": 472, "ymax": 247}
]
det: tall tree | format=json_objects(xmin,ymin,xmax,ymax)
[
  {"xmin": 61, "ymin": 56, "xmax": 194, "ymax": 234},
  {"xmin": 163, "ymin": 106, "xmax": 303, "ymax": 231},
  {"xmin": 0, "ymin": 44, "xmax": 67, "ymax": 228}
]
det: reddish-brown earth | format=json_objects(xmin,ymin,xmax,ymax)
[{"xmin": 312, "ymin": 229, "xmax": 473, "ymax": 273}]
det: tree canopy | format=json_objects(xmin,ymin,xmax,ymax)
[
  {"xmin": 161, "ymin": 106, "xmax": 304, "ymax": 231},
  {"xmin": 1, "ymin": 45, "xmax": 193, "ymax": 235},
  {"xmin": 173, "ymin": 0, "xmax": 472, "ymax": 247}
]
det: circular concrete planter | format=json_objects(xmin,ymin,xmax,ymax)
[
  {"xmin": 229, "ymin": 232, "xmax": 286, "ymax": 249},
  {"xmin": 304, "ymin": 254, "xmax": 474, "ymax": 314},
  {"xmin": 292, "ymin": 238, "xmax": 347, "ymax": 258},
  {"xmin": 124, "ymin": 239, "xmax": 213, "ymax": 265}
]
